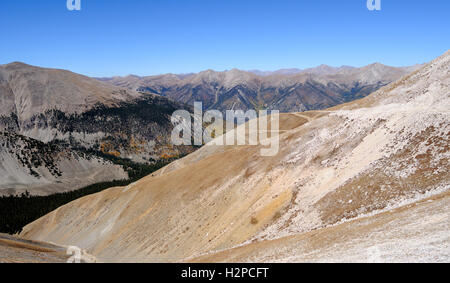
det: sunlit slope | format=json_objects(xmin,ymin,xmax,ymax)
[
  {"xmin": 21, "ymin": 51, "xmax": 449, "ymax": 262},
  {"xmin": 189, "ymin": 191, "xmax": 450, "ymax": 263}
]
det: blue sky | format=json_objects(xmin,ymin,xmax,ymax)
[{"xmin": 1, "ymin": 0, "xmax": 449, "ymax": 77}]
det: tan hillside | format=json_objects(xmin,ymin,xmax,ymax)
[
  {"xmin": 189, "ymin": 190, "xmax": 450, "ymax": 263},
  {"xmin": 20, "ymin": 51, "xmax": 449, "ymax": 262},
  {"xmin": 0, "ymin": 233, "xmax": 96, "ymax": 263}
]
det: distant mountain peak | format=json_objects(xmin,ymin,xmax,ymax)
[{"xmin": 2, "ymin": 61, "xmax": 33, "ymax": 69}]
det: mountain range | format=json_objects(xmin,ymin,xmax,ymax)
[
  {"xmin": 0, "ymin": 62, "xmax": 196, "ymax": 195},
  {"xmin": 0, "ymin": 61, "xmax": 421, "ymax": 195},
  {"xmin": 98, "ymin": 63, "xmax": 422, "ymax": 113},
  {"xmin": 16, "ymin": 51, "xmax": 449, "ymax": 262}
]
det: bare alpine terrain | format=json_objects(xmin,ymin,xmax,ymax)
[{"xmin": 16, "ymin": 51, "xmax": 449, "ymax": 262}]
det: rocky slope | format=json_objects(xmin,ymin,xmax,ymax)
[
  {"xmin": 19, "ymin": 51, "xmax": 449, "ymax": 262},
  {"xmin": 189, "ymin": 190, "xmax": 450, "ymax": 263},
  {"xmin": 99, "ymin": 63, "xmax": 421, "ymax": 113},
  {"xmin": 0, "ymin": 63, "xmax": 196, "ymax": 195},
  {"xmin": 0, "ymin": 132, "xmax": 127, "ymax": 196}
]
